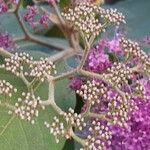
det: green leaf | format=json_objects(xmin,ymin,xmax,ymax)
[{"xmin": 0, "ymin": 49, "xmax": 75, "ymax": 150}]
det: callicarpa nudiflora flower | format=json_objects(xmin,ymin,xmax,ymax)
[{"xmin": 0, "ymin": 0, "xmax": 150, "ymax": 150}]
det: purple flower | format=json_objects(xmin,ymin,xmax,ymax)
[
  {"xmin": 108, "ymin": 36, "xmax": 123, "ymax": 54},
  {"xmin": 109, "ymin": 79, "xmax": 150, "ymax": 149},
  {"xmin": 0, "ymin": 0, "xmax": 18, "ymax": 14},
  {"xmin": 0, "ymin": 2, "xmax": 8, "ymax": 14},
  {"xmin": 69, "ymin": 76, "xmax": 83, "ymax": 90},
  {"xmin": 85, "ymin": 40, "xmax": 111, "ymax": 73},
  {"xmin": 23, "ymin": 5, "xmax": 39, "ymax": 28},
  {"xmin": 23, "ymin": 5, "xmax": 50, "ymax": 28},
  {"xmin": 0, "ymin": 32, "xmax": 16, "ymax": 51},
  {"xmin": 39, "ymin": 12, "xmax": 49, "ymax": 28}
]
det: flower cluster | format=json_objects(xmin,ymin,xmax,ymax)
[
  {"xmin": 86, "ymin": 40, "xmax": 111, "ymax": 73},
  {"xmin": 1, "ymin": 52, "xmax": 33, "ymax": 76},
  {"xmin": 62, "ymin": 3, "xmax": 125, "ymax": 38},
  {"xmin": 61, "ymin": 108, "xmax": 86, "ymax": 130},
  {"xmin": 44, "ymin": 117, "xmax": 65, "ymax": 143},
  {"xmin": 45, "ymin": 108, "xmax": 86, "ymax": 143},
  {"xmin": 83, "ymin": 120, "xmax": 112, "ymax": 150},
  {"xmin": 23, "ymin": 5, "xmax": 50, "ymax": 28},
  {"xmin": 29, "ymin": 58, "xmax": 56, "ymax": 82},
  {"xmin": 0, "ymin": 80, "xmax": 17, "ymax": 97},
  {"xmin": 1, "ymin": 53, "xmax": 56, "ymax": 81},
  {"xmin": 0, "ymin": 0, "xmax": 18, "ymax": 14},
  {"xmin": 106, "ymin": 93, "xmax": 132, "ymax": 127},
  {"xmin": 62, "ymin": 3, "xmax": 104, "ymax": 38},
  {"xmin": 0, "ymin": 32, "xmax": 17, "ymax": 51},
  {"xmin": 106, "ymin": 62, "xmax": 132, "ymax": 88},
  {"xmin": 119, "ymin": 37, "xmax": 148, "ymax": 61},
  {"xmin": 119, "ymin": 37, "xmax": 150, "ymax": 75},
  {"xmin": 110, "ymin": 95, "xmax": 150, "ymax": 149},
  {"xmin": 69, "ymin": 76, "xmax": 84, "ymax": 90},
  {"xmin": 10, "ymin": 92, "xmax": 42, "ymax": 124},
  {"xmin": 99, "ymin": 8, "xmax": 126, "ymax": 26},
  {"xmin": 76, "ymin": 80, "xmax": 107, "ymax": 106}
]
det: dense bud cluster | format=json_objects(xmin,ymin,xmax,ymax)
[
  {"xmin": 0, "ymin": 53, "xmax": 56, "ymax": 80},
  {"xmin": 106, "ymin": 62, "xmax": 132, "ymax": 88},
  {"xmin": 119, "ymin": 37, "xmax": 149, "ymax": 61},
  {"xmin": 29, "ymin": 58, "xmax": 56, "ymax": 82},
  {"xmin": 44, "ymin": 117, "xmax": 65, "ymax": 143},
  {"xmin": 0, "ymin": 80, "xmax": 17, "ymax": 97},
  {"xmin": 10, "ymin": 92, "xmax": 42, "ymax": 124},
  {"xmin": 82, "ymin": 120, "xmax": 112, "ymax": 150},
  {"xmin": 62, "ymin": 3, "xmax": 125, "ymax": 38},
  {"xmin": 132, "ymin": 80, "xmax": 146, "ymax": 98},
  {"xmin": 99, "ymin": 8, "xmax": 126, "ymax": 26},
  {"xmin": 106, "ymin": 94, "xmax": 132, "ymax": 127},
  {"xmin": 62, "ymin": 3, "xmax": 104, "ymax": 38},
  {"xmin": 76, "ymin": 80, "xmax": 108, "ymax": 105},
  {"xmin": 1, "ymin": 52, "xmax": 33, "ymax": 76},
  {"xmin": 119, "ymin": 38, "xmax": 150, "ymax": 75},
  {"xmin": 61, "ymin": 108, "xmax": 86, "ymax": 130}
]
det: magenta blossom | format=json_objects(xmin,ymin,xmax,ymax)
[
  {"xmin": 0, "ymin": 0, "xmax": 18, "ymax": 14},
  {"xmin": 108, "ymin": 36, "xmax": 123, "ymax": 54},
  {"xmin": 69, "ymin": 76, "xmax": 83, "ymax": 90},
  {"xmin": 85, "ymin": 40, "xmax": 111, "ymax": 73},
  {"xmin": 23, "ymin": 6, "xmax": 50, "ymax": 28},
  {"xmin": 0, "ymin": 32, "xmax": 16, "ymax": 51}
]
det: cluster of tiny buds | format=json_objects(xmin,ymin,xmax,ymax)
[
  {"xmin": 133, "ymin": 80, "xmax": 148, "ymax": 100},
  {"xmin": 106, "ymin": 94, "xmax": 130, "ymax": 127},
  {"xmin": 76, "ymin": 80, "xmax": 108, "ymax": 105},
  {"xmin": 133, "ymin": 80, "xmax": 145, "ymax": 95},
  {"xmin": 29, "ymin": 58, "xmax": 57, "ymax": 82},
  {"xmin": 0, "ymin": 80, "xmax": 17, "ymax": 97},
  {"xmin": 9, "ymin": 92, "xmax": 42, "ymax": 124},
  {"xmin": 119, "ymin": 37, "xmax": 149, "ymax": 61},
  {"xmin": 44, "ymin": 116, "xmax": 66, "ymax": 143},
  {"xmin": 82, "ymin": 120, "xmax": 112, "ymax": 150},
  {"xmin": 1, "ymin": 52, "xmax": 33, "ymax": 76},
  {"xmin": 61, "ymin": 108, "xmax": 86, "ymax": 130},
  {"xmin": 61, "ymin": 3, "xmax": 105, "ymax": 38},
  {"xmin": 99, "ymin": 8, "xmax": 126, "ymax": 26},
  {"xmin": 119, "ymin": 38, "xmax": 150, "ymax": 75},
  {"xmin": 106, "ymin": 62, "xmax": 132, "ymax": 88},
  {"xmin": 143, "ymin": 61, "xmax": 150, "ymax": 75}
]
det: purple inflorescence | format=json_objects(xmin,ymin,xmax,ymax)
[
  {"xmin": 0, "ymin": 0, "xmax": 18, "ymax": 14},
  {"xmin": 0, "ymin": 32, "xmax": 16, "ymax": 51},
  {"xmin": 23, "ymin": 5, "xmax": 50, "ymax": 28},
  {"xmin": 85, "ymin": 40, "xmax": 112, "ymax": 73},
  {"xmin": 69, "ymin": 31, "xmax": 150, "ymax": 149}
]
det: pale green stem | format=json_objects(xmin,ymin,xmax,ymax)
[{"xmin": 69, "ymin": 127, "xmax": 86, "ymax": 147}]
